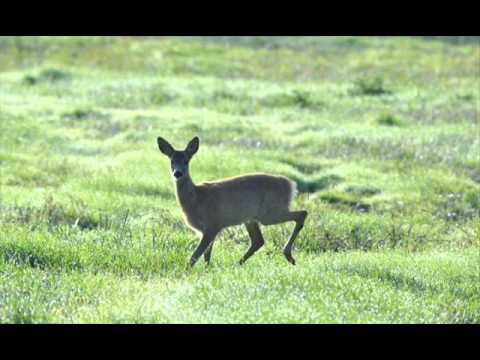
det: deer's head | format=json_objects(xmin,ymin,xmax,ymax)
[{"xmin": 157, "ymin": 136, "xmax": 199, "ymax": 181}]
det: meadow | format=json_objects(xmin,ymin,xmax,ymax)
[{"xmin": 0, "ymin": 36, "xmax": 479, "ymax": 323}]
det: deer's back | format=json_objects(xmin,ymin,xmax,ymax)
[{"xmin": 195, "ymin": 173, "xmax": 296, "ymax": 228}]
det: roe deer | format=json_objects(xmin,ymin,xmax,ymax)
[{"xmin": 157, "ymin": 136, "xmax": 308, "ymax": 268}]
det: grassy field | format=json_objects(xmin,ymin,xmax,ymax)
[{"xmin": 0, "ymin": 36, "xmax": 479, "ymax": 323}]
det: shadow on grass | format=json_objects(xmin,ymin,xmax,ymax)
[
  {"xmin": 319, "ymin": 191, "xmax": 371, "ymax": 213},
  {"xmin": 0, "ymin": 243, "xmax": 84, "ymax": 271},
  {"xmin": 280, "ymin": 158, "xmax": 325, "ymax": 175},
  {"xmin": 331, "ymin": 265, "xmax": 435, "ymax": 294},
  {"xmin": 0, "ymin": 202, "xmax": 100, "ymax": 230},
  {"xmin": 292, "ymin": 174, "xmax": 343, "ymax": 194},
  {"xmin": 23, "ymin": 68, "xmax": 71, "ymax": 85},
  {"xmin": 420, "ymin": 36, "xmax": 480, "ymax": 45},
  {"xmin": 329, "ymin": 265, "xmax": 476, "ymax": 302},
  {"xmin": 112, "ymin": 184, "xmax": 174, "ymax": 199}
]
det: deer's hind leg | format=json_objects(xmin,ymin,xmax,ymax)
[
  {"xmin": 239, "ymin": 222, "xmax": 265, "ymax": 265},
  {"xmin": 259, "ymin": 210, "xmax": 308, "ymax": 265},
  {"xmin": 283, "ymin": 210, "xmax": 307, "ymax": 265}
]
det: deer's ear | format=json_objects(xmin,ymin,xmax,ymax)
[
  {"xmin": 186, "ymin": 136, "xmax": 199, "ymax": 158},
  {"xmin": 157, "ymin": 137, "xmax": 174, "ymax": 158}
]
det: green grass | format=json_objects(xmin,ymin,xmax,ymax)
[
  {"xmin": 375, "ymin": 113, "xmax": 405, "ymax": 127},
  {"xmin": 0, "ymin": 36, "xmax": 479, "ymax": 323}
]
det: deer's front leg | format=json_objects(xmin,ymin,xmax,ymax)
[
  {"xmin": 204, "ymin": 242, "xmax": 214, "ymax": 264},
  {"xmin": 190, "ymin": 229, "xmax": 218, "ymax": 268}
]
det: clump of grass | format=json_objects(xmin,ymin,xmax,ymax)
[
  {"xmin": 23, "ymin": 68, "xmax": 71, "ymax": 85},
  {"xmin": 212, "ymin": 88, "xmax": 238, "ymax": 100},
  {"xmin": 375, "ymin": 113, "xmax": 404, "ymax": 126},
  {"xmin": 465, "ymin": 191, "xmax": 480, "ymax": 211},
  {"xmin": 149, "ymin": 84, "xmax": 177, "ymax": 105},
  {"xmin": 350, "ymin": 76, "xmax": 391, "ymax": 96},
  {"xmin": 62, "ymin": 108, "xmax": 109, "ymax": 121},
  {"xmin": 300, "ymin": 207, "xmax": 472, "ymax": 252},
  {"xmin": 280, "ymin": 158, "xmax": 324, "ymax": 175},
  {"xmin": 345, "ymin": 185, "xmax": 382, "ymax": 197},
  {"xmin": 292, "ymin": 174, "xmax": 343, "ymax": 194},
  {"xmin": 91, "ymin": 82, "xmax": 176, "ymax": 108},
  {"xmin": 455, "ymin": 93, "xmax": 475, "ymax": 102},
  {"xmin": 64, "ymin": 108, "xmax": 90, "ymax": 119},
  {"xmin": 261, "ymin": 90, "xmax": 322, "ymax": 110},
  {"xmin": 23, "ymin": 75, "xmax": 37, "ymax": 85},
  {"xmin": 40, "ymin": 68, "xmax": 70, "ymax": 82},
  {"xmin": 319, "ymin": 191, "xmax": 371, "ymax": 213},
  {"xmin": 291, "ymin": 90, "xmax": 314, "ymax": 108},
  {"xmin": 435, "ymin": 191, "xmax": 480, "ymax": 222},
  {"xmin": 0, "ymin": 196, "xmax": 99, "ymax": 230}
]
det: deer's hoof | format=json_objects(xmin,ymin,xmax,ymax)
[
  {"xmin": 189, "ymin": 258, "xmax": 197, "ymax": 268},
  {"xmin": 284, "ymin": 252, "xmax": 296, "ymax": 265}
]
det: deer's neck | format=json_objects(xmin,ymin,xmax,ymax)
[{"xmin": 175, "ymin": 174, "xmax": 197, "ymax": 211}]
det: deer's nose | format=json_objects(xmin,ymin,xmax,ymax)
[{"xmin": 173, "ymin": 170, "xmax": 183, "ymax": 178}]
